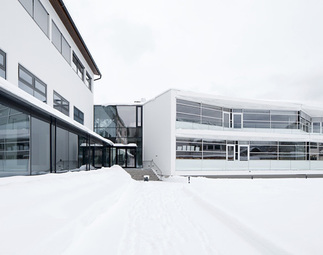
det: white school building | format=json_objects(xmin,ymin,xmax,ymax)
[{"xmin": 143, "ymin": 89, "xmax": 323, "ymax": 177}]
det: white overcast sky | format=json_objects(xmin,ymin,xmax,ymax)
[{"xmin": 64, "ymin": 0, "xmax": 323, "ymax": 105}]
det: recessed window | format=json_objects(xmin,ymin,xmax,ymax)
[
  {"xmin": 52, "ymin": 21, "xmax": 71, "ymax": 64},
  {"xmin": 0, "ymin": 49, "xmax": 6, "ymax": 79},
  {"xmin": 18, "ymin": 0, "xmax": 49, "ymax": 37},
  {"xmin": 53, "ymin": 91, "xmax": 69, "ymax": 116},
  {"xmin": 74, "ymin": 107, "xmax": 84, "ymax": 125},
  {"xmin": 85, "ymin": 72, "xmax": 92, "ymax": 90},
  {"xmin": 72, "ymin": 52, "xmax": 84, "ymax": 80},
  {"xmin": 18, "ymin": 65, "xmax": 47, "ymax": 102}
]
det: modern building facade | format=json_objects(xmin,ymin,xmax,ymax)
[
  {"xmin": 0, "ymin": 0, "xmax": 112, "ymax": 176},
  {"xmin": 143, "ymin": 89, "xmax": 323, "ymax": 176},
  {"xmin": 94, "ymin": 104, "xmax": 143, "ymax": 168}
]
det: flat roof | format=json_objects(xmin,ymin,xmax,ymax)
[{"xmin": 49, "ymin": 0, "xmax": 101, "ymax": 77}]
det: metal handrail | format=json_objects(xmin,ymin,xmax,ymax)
[{"xmin": 143, "ymin": 160, "xmax": 163, "ymax": 180}]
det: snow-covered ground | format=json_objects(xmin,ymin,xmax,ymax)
[{"xmin": 1, "ymin": 166, "xmax": 322, "ymax": 255}]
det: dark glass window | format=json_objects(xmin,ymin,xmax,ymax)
[
  {"xmin": 176, "ymin": 138, "xmax": 202, "ymax": 159},
  {"xmin": 0, "ymin": 102, "xmax": 30, "ymax": 175},
  {"xmin": 313, "ymin": 122, "xmax": 320, "ymax": 133},
  {"xmin": 19, "ymin": 0, "xmax": 49, "ymax": 36},
  {"xmin": 74, "ymin": 107, "xmax": 84, "ymax": 125},
  {"xmin": 72, "ymin": 52, "xmax": 84, "ymax": 80},
  {"xmin": 52, "ymin": 21, "xmax": 71, "ymax": 64},
  {"xmin": 18, "ymin": 65, "xmax": 47, "ymax": 102},
  {"xmin": 0, "ymin": 49, "xmax": 6, "ymax": 79},
  {"xmin": 53, "ymin": 91, "xmax": 69, "ymax": 116},
  {"xmin": 31, "ymin": 117, "xmax": 50, "ymax": 174},
  {"xmin": 85, "ymin": 72, "xmax": 92, "ymax": 90}
]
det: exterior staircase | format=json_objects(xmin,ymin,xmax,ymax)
[{"xmin": 124, "ymin": 160, "xmax": 163, "ymax": 181}]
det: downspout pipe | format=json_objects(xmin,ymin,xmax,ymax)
[{"xmin": 94, "ymin": 74, "xmax": 102, "ymax": 81}]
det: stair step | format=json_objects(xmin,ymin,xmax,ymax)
[{"xmin": 124, "ymin": 168, "xmax": 161, "ymax": 181}]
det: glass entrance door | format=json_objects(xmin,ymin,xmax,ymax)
[
  {"xmin": 226, "ymin": 145, "xmax": 235, "ymax": 161},
  {"xmin": 239, "ymin": 145, "xmax": 249, "ymax": 161}
]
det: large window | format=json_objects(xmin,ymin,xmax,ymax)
[
  {"xmin": 53, "ymin": 91, "xmax": 69, "ymax": 116},
  {"xmin": 18, "ymin": 0, "xmax": 49, "ymax": 36},
  {"xmin": 51, "ymin": 21, "xmax": 71, "ymax": 64},
  {"xmin": 0, "ymin": 49, "xmax": 6, "ymax": 79},
  {"xmin": 72, "ymin": 52, "xmax": 84, "ymax": 80},
  {"xmin": 176, "ymin": 139, "xmax": 319, "ymax": 161},
  {"xmin": 0, "ymin": 103, "xmax": 30, "ymax": 175},
  {"xmin": 18, "ymin": 65, "xmax": 47, "ymax": 102},
  {"xmin": 74, "ymin": 107, "xmax": 84, "ymax": 125}
]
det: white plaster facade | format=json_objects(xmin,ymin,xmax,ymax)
[
  {"xmin": 0, "ymin": 0, "xmax": 98, "ymax": 129},
  {"xmin": 143, "ymin": 89, "xmax": 323, "ymax": 176}
]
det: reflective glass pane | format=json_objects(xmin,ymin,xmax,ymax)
[
  {"xmin": 18, "ymin": 81, "xmax": 34, "ymax": 96},
  {"xmin": 62, "ymin": 36, "xmax": 71, "ymax": 63},
  {"xmin": 51, "ymin": 21, "xmax": 61, "ymax": 52},
  {"xmin": 0, "ymin": 69, "xmax": 5, "ymax": 79},
  {"xmin": 35, "ymin": 80, "xmax": 46, "ymax": 93},
  {"xmin": 19, "ymin": 0, "xmax": 33, "ymax": 16},
  {"xmin": 31, "ymin": 117, "xmax": 50, "ymax": 174},
  {"xmin": 313, "ymin": 122, "xmax": 320, "ymax": 133},
  {"xmin": 34, "ymin": 91, "xmax": 46, "ymax": 102},
  {"xmin": 239, "ymin": 146, "xmax": 249, "ymax": 161},
  {"xmin": 34, "ymin": 0, "xmax": 49, "ymax": 35},
  {"xmin": 19, "ymin": 68, "xmax": 33, "ymax": 85},
  {"xmin": 227, "ymin": 145, "xmax": 235, "ymax": 161},
  {"xmin": 233, "ymin": 114, "xmax": 242, "ymax": 128},
  {"xmin": 0, "ymin": 54, "xmax": 3, "ymax": 65},
  {"xmin": 223, "ymin": 113, "xmax": 230, "ymax": 128}
]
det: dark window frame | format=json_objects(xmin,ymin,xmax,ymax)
[
  {"xmin": 72, "ymin": 52, "xmax": 84, "ymax": 80},
  {"xmin": 0, "ymin": 49, "xmax": 6, "ymax": 79},
  {"xmin": 74, "ymin": 106, "xmax": 84, "ymax": 125},
  {"xmin": 53, "ymin": 91, "xmax": 69, "ymax": 116},
  {"xmin": 85, "ymin": 72, "xmax": 92, "ymax": 91},
  {"xmin": 18, "ymin": 64, "xmax": 47, "ymax": 103}
]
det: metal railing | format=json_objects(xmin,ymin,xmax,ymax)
[{"xmin": 143, "ymin": 160, "xmax": 164, "ymax": 180}]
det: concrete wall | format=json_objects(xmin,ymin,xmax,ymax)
[
  {"xmin": 143, "ymin": 90, "xmax": 176, "ymax": 176},
  {"xmin": 0, "ymin": 0, "xmax": 95, "ymax": 129}
]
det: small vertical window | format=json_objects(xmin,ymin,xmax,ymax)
[
  {"xmin": 0, "ymin": 49, "xmax": 6, "ymax": 79},
  {"xmin": 51, "ymin": 21, "xmax": 61, "ymax": 51},
  {"xmin": 19, "ymin": 0, "xmax": 49, "ymax": 37},
  {"xmin": 313, "ymin": 122, "xmax": 321, "ymax": 133},
  {"xmin": 85, "ymin": 72, "xmax": 92, "ymax": 91},
  {"xmin": 53, "ymin": 91, "xmax": 69, "ymax": 116},
  {"xmin": 61, "ymin": 36, "xmax": 71, "ymax": 64},
  {"xmin": 74, "ymin": 107, "xmax": 84, "ymax": 125},
  {"xmin": 18, "ymin": 65, "xmax": 47, "ymax": 102},
  {"xmin": 52, "ymin": 20, "xmax": 71, "ymax": 64},
  {"xmin": 18, "ymin": 0, "xmax": 33, "ymax": 16},
  {"xmin": 72, "ymin": 52, "xmax": 84, "ymax": 80},
  {"xmin": 34, "ymin": 0, "xmax": 49, "ymax": 36}
]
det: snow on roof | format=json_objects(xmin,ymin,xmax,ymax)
[{"xmin": 0, "ymin": 78, "xmax": 113, "ymax": 146}]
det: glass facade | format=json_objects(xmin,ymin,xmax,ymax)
[
  {"xmin": 0, "ymin": 97, "xmax": 111, "ymax": 177},
  {"xmin": 176, "ymin": 138, "xmax": 323, "ymax": 161},
  {"xmin": 176, "ymin": 98, "xmax": 323, "ymax": 133},
  {"xmin": 94, "ymin": 105, "xmax": 143, "ymax": 167}
]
